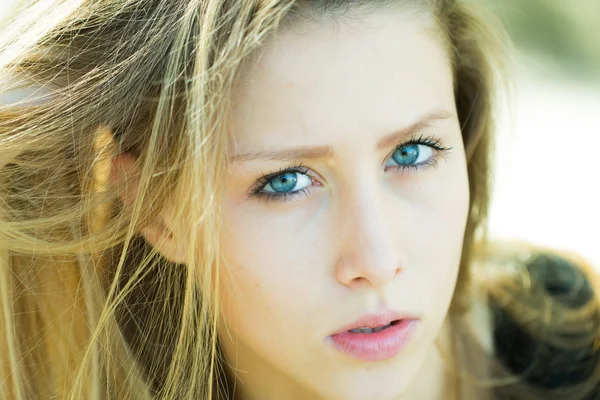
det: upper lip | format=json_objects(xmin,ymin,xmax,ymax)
[{"xmin": 330, "ymin": 308, "xmax": 419, "ymax": 335}]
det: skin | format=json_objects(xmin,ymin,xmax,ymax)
[{"xmin": 216, "ymin": 7, "xmax": 470, "ymax": 400}]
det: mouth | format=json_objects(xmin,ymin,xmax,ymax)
[
  {"xmin": 331, "ymin": 309, "xmax": 414, "ymax": 336},
  {"xmin": 328, "ymin": 318, "xmax": 419, "ymax": 362},
  {"xmin": 347, "ymin": 320, "xmax": 399, "ymax": 333}
]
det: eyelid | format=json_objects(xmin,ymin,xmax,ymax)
[
  {"xmin": 249, "ymin": 186, "xmax": 313, "ymax": 203},
  {"xmin": 394, "ymin": 133, "xmax": 450, "ymax": 152}
]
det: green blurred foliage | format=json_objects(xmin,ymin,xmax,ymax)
[{"xmin": 491, "ymin": 0, "xmax": 600, "ymax": 81}]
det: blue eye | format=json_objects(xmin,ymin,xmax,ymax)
[
  {"xmin": 385, "ymin": 143, "xmax": 435, "ymax": 169},
  {"xmin": 263, "ymin": 171, "xmax": 311, "ymax": 194},
  {"xmin": 250, "ymin": 165, "xmax": 315, "ymax": 201}
]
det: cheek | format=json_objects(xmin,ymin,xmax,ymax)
[
  {"xmin": 407, "ymin": 161, "xmax": 469, "ymax": 296},
  {"xmin": 217, "ymin": 201, "xmax": 327, "ymax": 334},
  {"xmin": 432, "ymin": 168, "xmax": 469, "ymax": 286}
]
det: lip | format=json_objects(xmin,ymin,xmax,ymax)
[
  {"xmin": 331, "ymin": 310, "xmax": 413, "ymax": 334},
  {"xmin": 327, "ymin": 310, "xmax": 420, "ymax": 362}
]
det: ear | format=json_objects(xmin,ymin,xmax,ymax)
[{"xmin": 110, "ymin": 153, "xmax": 188, "ymax": 264}]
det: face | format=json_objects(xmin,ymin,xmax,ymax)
[{"xmin": 218, "ymin": 8, "xmax": 469, "ymax": 400}]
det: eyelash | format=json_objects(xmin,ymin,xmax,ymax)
[{"xmin": 248, "ymin": 134, "xmax": 452, "ymax": 203}]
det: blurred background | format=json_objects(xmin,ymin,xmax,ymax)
[
  {"xmin": 1, "ymin": 1, "xmax": 599, "ymax": 267},
  {"xmin": 486, "ymin": 0, "xmax": 600, "ymax": 268}
]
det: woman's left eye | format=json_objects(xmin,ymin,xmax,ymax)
[{"xmin": 384, "ymin": 143, "xmax": 435, "ymax": 170}]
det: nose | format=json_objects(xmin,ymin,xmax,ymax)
[{"xmin": 334, "ymin": 183, "xmax": 405, "ymax": 290}]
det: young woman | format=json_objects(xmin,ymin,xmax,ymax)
[{"xmin": 1, "ymin": 0, "xmax": 599, "ymax": 399}]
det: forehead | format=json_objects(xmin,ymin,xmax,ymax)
[{"xmin": 229, "ymin": 9, "xmax": 454, "ymax": 153}]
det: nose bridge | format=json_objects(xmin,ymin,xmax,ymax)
[{"xmin": 335, "ymin": 177, "xmax": 403, "ymax": 288}]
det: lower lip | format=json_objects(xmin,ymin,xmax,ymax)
[{"xmin": 328, "ymin": 319, "xmax": 419, "ymax": 362}]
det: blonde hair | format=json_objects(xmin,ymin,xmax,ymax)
[{"xmin": 1, "ymin": 0, "xmax": 598, "ymax": 399}]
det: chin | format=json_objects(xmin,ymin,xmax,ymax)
[
  {"xmin": 311, "ymin": 369, "xmax": 413, "ymax": 400},
  {"xmin": 320, "ymin": 386, "xmax": 408, "ymax": 400}
]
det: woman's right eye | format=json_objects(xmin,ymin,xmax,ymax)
[
  {"xmin": 262, "ymin": 171, "xmax": 312, "ymax": 194},
  {"xmin": 249, "ymin": 165, "xmax": 316, "ymax": 202}
]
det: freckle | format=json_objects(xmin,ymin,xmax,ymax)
[{"xmin": 285, "ymin": 81, "xmax": 294, "ymax": 88}]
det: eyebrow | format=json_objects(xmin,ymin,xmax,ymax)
[{"xmin": 230, "ymin": 110, "xmax": 455, "ymax": 162}]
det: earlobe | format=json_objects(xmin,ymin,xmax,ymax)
[
  {"xmin": 110, "ymin": 153, "xmax": 188, "ymax": 264},
  {"xmin": 140, "ymin": 219, "xmax": 188, "ymax": 264}
]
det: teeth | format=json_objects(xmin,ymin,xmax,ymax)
[{"xmin": 349, "ymin": 322, "xmax": 392, "ymax": 333}]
